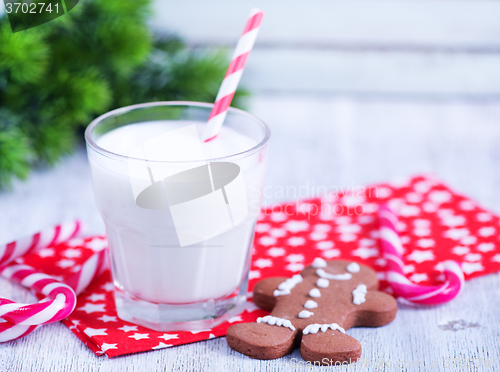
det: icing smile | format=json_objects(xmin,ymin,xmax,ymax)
[
  {"xmin": 316, "ymin": 268, "xmax": 352, "ymax": 281},
  {"xmin": 312, "ymin": 257, "xmax": 354, "ymax": 280}
]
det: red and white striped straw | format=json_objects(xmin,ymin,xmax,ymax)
[
  {"xmin": 378, "ymin": 205, "xmax": 464, "ymax": 305},
  {"xmin": 202, "ymin": 8, "xmax": 264, "ymax": 142}
]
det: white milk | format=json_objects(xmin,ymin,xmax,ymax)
[{"xmin": 89, "ymin": 121, "xmax": 265, "ymax": 304}]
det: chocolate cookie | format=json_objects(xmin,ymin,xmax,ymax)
[{"xmin": 227, "ymin": 258, "xmax": 397, "ymax": 365}]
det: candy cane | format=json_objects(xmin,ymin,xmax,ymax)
[
  {"xmin": 0, "ymin": 265, "xmax": 77, "ymax": 325},
  {"xmin": 64, "ymin": 248, "xmax": 109, "ymax": 296},
  {"xmin": 378, "ymin": 205, "xmax": 464, "ymax": 305},
  {"xmin": 0, "ymin": 222, "xmax": 107, "ymax": 342},
  {"xmin": 202, "ymin": 8, "xmax": 264, "ymax": 141},
  {"xmin": 0, "ymin": 220, "xmax": 82, "ymax": 266}
]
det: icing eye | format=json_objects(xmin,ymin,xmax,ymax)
[
  {"xmin": 311, "ymin": 257, "xmax": 327, "ymax": 268},
  {"xmin": 346, "ymin": 262, "xmax": 360, "ymax": 273}
]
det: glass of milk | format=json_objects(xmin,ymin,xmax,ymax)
[{"xmin": 85, "ymin": 102, "xmax": 270, "ymax": 331}]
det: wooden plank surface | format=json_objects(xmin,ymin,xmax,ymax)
[
  {"xmin": 150, "ymin": 0, "xmax": 500, "ymax": 49},
  {"xmin": 149, "ymin": 1, "xmax": 500, "ymax": 97},
  {"xmin": 239, "ymin": 49, "xmax": 500, "ymax": 96},
  {"xmin": 1, "ymin": 96, "xmax": 500, "ymax": 371}
]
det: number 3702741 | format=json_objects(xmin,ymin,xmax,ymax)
[{"xmin": 5, "ymin": 2, "xmax": 60, "ymax": 14}]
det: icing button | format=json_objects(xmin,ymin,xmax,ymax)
[
  {"xmin": 346, "ymin": 262, "xmax": 361, "ymax": 273},
  {"xmin": 309, "ymin": 288, "xmax": 321, "ymax": 298},
  {"xmin": 304, "ymin": 300, "xmax": 318, "ymax": 309},
  {"xmin": 316, "ymin": 278, "xmax": 329, "ymax": 288},
  {"xmin": 298, "ymin": 310, "xmax": 314, "ymax": 319},
  {"xmin": 311, "ymin": 257, "xmax": 327, "ymax": 268}
]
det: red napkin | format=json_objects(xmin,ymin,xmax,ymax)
[{"xmin": 16, "ymin": 174, "xmax": 500, "ymax": 357}]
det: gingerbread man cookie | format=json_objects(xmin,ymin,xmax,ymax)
[{"xmin": 227, "ymin": 258, "xmax": 397, "ymax": 364}]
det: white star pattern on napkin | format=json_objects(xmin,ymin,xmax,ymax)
[
  {"xmin": 118, "ymin": 325, "xmax": 138, "ymax": 333},
  {"xmin": 375, "ymin": 258, "xmax": 387, "ymax": 267},
  {"xmin": 254, "ymin": 223, "xmax": 271, "ymax": 233},
  {"xmin": 413, "ymin": 181, "xmax": 432, "ymax": 193},
  {"xmin": 464, "ymin": 253, "xmax": 482, "ymax": 262},
  {"xmin": 352, "ymin": 247, "xmax": 379, "ymax": 259},
  {"xmin": 397, "ymin": 222, "xmax": 407, "ymax": 232},
  {"xmin": 266, "ymin": 247, "xmax": 286, "ymax": 257},
  {"xmin": 376, "ymin": 187, "xmax": 393, "ymax": 198},
  {"xmin": 284, "ymin": 220, "xmax": 309, "ymax": 233},
  {"xmin": 158, "ymin": 334, "xmax": 179, "ymax": 341},
  {"xmin": 422, "ymin": 203, "xmax": 438, "ymax": 213},
  {"xmin": 335, "ymin": 216, "xmax": 352, "ymax": 225},
  {"xmin": 428, "ymin": 190, "xmax": 452, "ymax": 203},
  {"xmin": 249, "ymin": 270, "xmax": 261, "ymax": 280},
  {"xmin": 476, "ymin": 212, "xmax": 493, "ymax": 222},
  {"xmin": 56, "ymin": 259, "xmax": 75, "ymax": 268},
  {"xmin": 357, "ymin": 215, "xmax": 374, "ymax": 224},
  {"xmin": 38, "ymin": 248, "xmax": 55, "ymax": 258},
  {"xmin": 258, "ymin": 236, "xmax": 276, "ymax": 246},
  {"xmin": 478, "ymin": 227, "xmax": 495, "ymax": 237},
  {"xmin": 66, "ymin": 237, "xmax": 85, "ymax": 247},
  {"xmin": 403, "ymin": 265, "xmax": 415, "ymax": 273},
  {"xmin": 417, "ymin": 239, "xmax": 435, "ymax": 248},
  {"xmin": 336, "ymin": 224, "xmax": 361, "ymax": 234},
  {"xmin": 322, "ymin": 249, "xmax": 340, "ymax": 259},
  {"xmin": 399, "ymin": 205, "xmax": 420, "ymax": 217},
  {"xmin": 477, "ymin": 243, "xmax": 495, "ymax": 252},
  {"xmin": 84, "ymin": 328, "xmax": 108, "ymax": 337},
  {"xmin": 62, "ymin": 248, "xmax": 81, "ymax": 258},
  {"xmin": 287, "ymin": 237, "xmax": 305, "ymax": 246},
  {"xmin": 315, "ymin": 241, "xmax": 334, "ymax": 250},
  {"xmin": 152, "ymin": 343, "xmax": 172, "ymax": 350},
  {"xmin": 409, "ymin": 273, "xmax": 428, "ymax": 283},
  {"xmin": 413, "ymin": 228, "xmax": 431, "ymax": 237},
  {"xmin": 100, "ymin": 343, "xmax": 118, "ymax": 352},
  {"xmin": 413, "ymin": 219, "xmax": 431, "ymax": 228},
  {"xmin": 87, "ymin": 293, "xmax": 106, "ymax": 302},
  {"xmin": 338, "ymin": 234, "xmax": 357, "ymax": 242},
  {"xmin": 97, "ymin": 315, "xmax": 117, "ymax": 323},
  {"xmin": 190, "ymin": 329, "xmax": 211, "ymax": 334},
  {"xmin": 129, "ymin": 333, "xmax": 149, "ymax": 340},
  {"xmin": 440, "ymin": 215, "xmax": 466, "ymax": 227},
  {"xmin": 452, "ymin": 246, "xmax": 470, "ymax": 255},
  {"xmin": 286, "ymin": 254, "xmax": 304, "ymax": 262},
  {"xmin": 78, "ymin": 303, "xmax": 106, "ymax": 314},
  {"xmin": 270, "ymin": 213, "xmax": 287, "ymax": 222},
  {"xmin": 85, "ymin": 238, "xmax": 108, "ymax": 252},
  {"xmin": 70, "ymin": 264, "xmax": 82, "ymax": 272},
  {"xmin": 101, "ymin": 282, "xmax": 114, "ymax": 292},
  {"xmin": 313, "ymin": 223, "xmax": 332, "ymax": 232},
  {"xmin": 310, "ymin": 232, "xmax": 327, "ymax": 241},
  {"xmin": 359, "ymin": 238, "xmax": 376, "ymax": 246},
  {"xmin": 285, "ymin": 262, "xmax": 304, "ymax": 272},
  {"xmin": 406, "ymin": 192, "xmax": 423, "ymax": 203},
  {"xmin": 460, "ymin": 236, "xmax": 477, "ymax": 245},
  {"xmin": 407, "ymin": 250, "xmax": 435, "ymax": 263},
  {"xmin": 459, "ymin": 200, "xmax": 475, "ymax": 210},
  {"xmin": 462, "ymin": 262, "xmax": 484, "ymax": 274},
  {"xmin": 253, "ymin": 259, "xmax": 273, "ymax": 268},
  {"xmin": 269, "ymin": 228, "xmax": 287, "ymax": 238},
  {"xmin": 444, "ymin": 228, "xmax": 470, "ymax": 240}
]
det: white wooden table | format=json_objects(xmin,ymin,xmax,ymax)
[{"xmin": 1, "ymin": 96, "xmax": 500, "ymax": 371}]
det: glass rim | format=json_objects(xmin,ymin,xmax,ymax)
[{"xmin": 84, "ymin": 101, "xmax": 270, "ymax": 164}]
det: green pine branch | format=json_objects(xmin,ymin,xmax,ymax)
[{"xmin": 0, "ymin": 0, "xmax": 250, "ymax": 189}]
